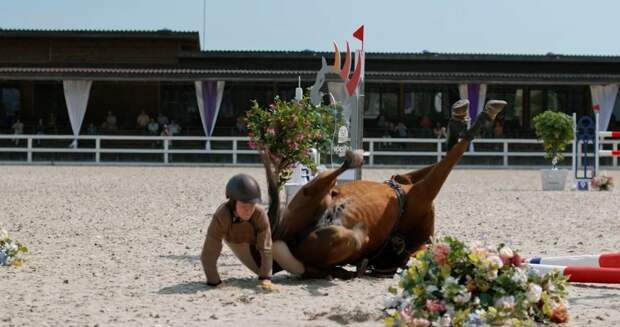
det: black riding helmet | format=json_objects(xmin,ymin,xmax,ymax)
[{"xmin": 225, "ymin": 174, "xmax": 262, "ymax": 204}]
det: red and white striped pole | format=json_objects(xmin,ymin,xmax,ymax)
[
  {"xmin": 528, "ymin": 264, "xmax": 620, "ymax": 284},
  {"xmin": 599, "ymin": 131, "xmax": 620, "ymax": 138},
  {"xmin": 527, "ymin": 253, "xmax": 620, "ymax": 283},
  {"xmin": 527, "ymin": 253, "xmax": 620, "ymax": 268},
  {"xmin": 599, "ymin": 150, "xmax": 620, "ymax": 156}
]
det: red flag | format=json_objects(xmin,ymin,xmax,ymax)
[
  {"xmin": 593, "ymin": 104, "xmax": 600, "ymax": 112},
  {"xmin": 353, "ymin": 25, "xmax": 364, "ymax": 42}
]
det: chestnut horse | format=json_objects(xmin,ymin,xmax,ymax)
[{"xmin": 263, "ymin": 99, "xmax": 506, "ymax": 278}]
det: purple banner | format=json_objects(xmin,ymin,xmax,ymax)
[
  {"xmin": 467, "ymin": 84, "xmax": 480, "ymax": 121},
  {"xmin": 200, "ymin": 81, "xmax": 218, "ymax": 136}
]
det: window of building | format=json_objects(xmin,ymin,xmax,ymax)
[
  {"xmin": 0, "ymin": 87, "xmax": 21, "ymax": 130},
  {"xmin": 363, "ymin": 86, "xmax": 399, "ymax": 121},
  {"xmin": 160, "ymin": 83, "xmax": 198, "ymax": 130},
  {"xmin": 486, "ymin": 86, "xmax": 524, "ymax": 136}
]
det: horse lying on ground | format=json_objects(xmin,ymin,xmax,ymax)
[{"xmin": 263, "ymin": 99, "xmax": 507, "ymax": 278}]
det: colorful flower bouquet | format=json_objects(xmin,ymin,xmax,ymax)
[
  {"xmin": 0, "ymin": 227, "xmax": 28, "ymax": 267},
  {"xmin": 591, "ymin": 173, "xmax": 614, "ymax": 191},
  {"xmin": 384, "ymin": 236, "xmax": 569, "ymax": 326}
]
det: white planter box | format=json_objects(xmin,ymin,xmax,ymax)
[{"xmin": 541, "ymin": 169, "xmax": 568, "ymax": 191}]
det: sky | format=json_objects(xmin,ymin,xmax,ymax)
[{"xmin": 2, "ymin": 0, "xmax": 620, "ymax": 55}]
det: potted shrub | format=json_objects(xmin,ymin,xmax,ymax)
[{"xmin": 532, "ymin": 110, "xmax": 574, "ymax": 191}]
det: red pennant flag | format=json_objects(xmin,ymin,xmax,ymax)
[
  {"xmin": 593, "ymin": 104, "xmax": 601, "ymax": 112},
  {"xmin": 353, "ymin": 25, "xmax": 364, "ymax": 42}
]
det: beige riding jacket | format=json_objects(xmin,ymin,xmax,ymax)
[{"xmin": 200, "ymin": 203, "xmax": 272, "ymax": 285}]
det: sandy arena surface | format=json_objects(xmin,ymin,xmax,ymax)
[{"xmin": 1, "ymin": 165, "xmax": 619, "ymax": 326}]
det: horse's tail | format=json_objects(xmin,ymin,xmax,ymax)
[{"xmin": 261, "ymin": 151, "xmax": 282, "ymax": 235}]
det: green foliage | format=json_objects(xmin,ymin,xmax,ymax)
[
  {"xmin": 532, "ymin": 111, "xmax": 574, "ymax": 163},
  {"xmin": 244, "ymin": 96, "xmax": 343, "ymax": 189}
]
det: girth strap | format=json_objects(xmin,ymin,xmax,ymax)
[
  {"xmin": 361, "ymin": 178, "xmax": 408, "ymax": 268},
  {"xmin": 385, "ymin": 178, "xmax": 406, "ymax": 216}
]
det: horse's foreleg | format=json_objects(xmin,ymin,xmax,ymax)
[
  {"xmin": 297, "ymin": 149, "xmax": 363, "ymax": 198},
  {"xmin": 277, "ymin": 150, "xmax": 364, "ymax": 241}
]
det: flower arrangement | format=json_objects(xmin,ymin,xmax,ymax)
[
  {"xmin": 591, "ymin": 173, "xmax": 614, "ymax": 191},
  {"xmin": 0, "ymin": 227, "xmax": 28, "ymax": 267},
  {"xmin": 244, "ymin": 96, "xmax": 343, "ymax": 189},
  {"xmin": 384, "ymin": 236, "xmax": 569, "ymax": 326}
]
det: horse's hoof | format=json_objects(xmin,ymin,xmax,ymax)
[
  {"xmin": 356, "ymin": 258, "xmax": 369, "ymax": 277},
  {"xmin": 484, "ymin": 100, "xmax": 507, "ymax": 120},
  {"xmin": 451, "ymin": 99, "xmax": 470, "ymax": 122},
  {"xmin": 344, "ymin": 149, "xmax": 364, "ymax": 169}
]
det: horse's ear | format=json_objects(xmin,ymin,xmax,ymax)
[{"xmin": 321, "ymin": 57, "xmax": 328, "ymax": 69}]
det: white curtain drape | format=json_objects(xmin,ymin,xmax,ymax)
[
  {"xmin": 434, "ymin": 92, "xmax": 443, "ymax": 113},
  {"xmin": 590, "ymin": 84, "xmax": 619, "ymax": 132},
  {"xmin": 195, "ymin": 81, "xmax": 225, "ymax": 150},
  {"xmin": 63, "ymin": 80, "xmax": 92, "ymax": 148}
]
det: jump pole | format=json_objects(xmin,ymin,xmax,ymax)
[
  {"xmin": 527, "ymin": 253, "xmax": 620, "ymax": 268},
  {"xmin": 528, "ymin": 264, "xmax": 620, "ymax": 284}
]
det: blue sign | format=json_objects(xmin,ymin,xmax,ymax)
[{"xmin": 576, "ymin": 179, "xmax": 589, "ymax": 191}]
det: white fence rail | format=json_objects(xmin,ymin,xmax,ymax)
[{"xmin": 0, "ymin": 134, "xmax": 618, "ymax": 168}]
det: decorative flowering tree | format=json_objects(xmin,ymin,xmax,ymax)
[
  {"xmin": 384, "ymin": 236, "xmax": 569, "ymax": 326},
  {"xmin": 244, "ymin": 96, "xmax": 343, "ymax": 189},
  {"xmin": 0, "ymin": 227, "xmax": 28, "ymax": 267}
]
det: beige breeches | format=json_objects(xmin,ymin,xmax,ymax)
[
  {"xmin": 224, "ymin": 241, "xmax": 260, "ymax": 275},
  {"xmin": 225, "ymin": 240, "xmax": 306, "ymax": 276}
]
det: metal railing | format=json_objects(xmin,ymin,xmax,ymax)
[{"xmin": 0, "ymin": 134, "xmax": 618, "ymax": 168}]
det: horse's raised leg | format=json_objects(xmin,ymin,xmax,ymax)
[
  {"xmin": 411, "ymin": 99, "xmax": 506, "ymax": 203},
  {"xmin": 372, "ymin": 100, "xmax": 506, "ymax": 272},
  {"xmin": 392, "ymin": 165, "xmax": 436, "ymax": 185},
  {"xmin": 275, "ymin": 150, "xmax": 364, "ymax": 241},
  {"xmin": 391, "ymin": 99, "xmax": 475, "ymax": 185}
]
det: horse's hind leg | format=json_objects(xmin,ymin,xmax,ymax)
[
  {"xmin": 294, "ymin": 224, "xmax": 368, "ymax": 269},
  {"xmin": 391, "ymin": 99, "xmax": 495, "ymax": 185},
  {"xmin": 273, "ymin": 224, "xmax": 368, "ymax": 279},
  {"xmin": 392, "ymin": 165, "xmax": 436, "ymax": 185},
  {"xmin": 412, "ymin": 100, "xmax": 506, "ymax": 202}
]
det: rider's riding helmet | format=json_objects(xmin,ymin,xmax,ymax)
[{"xmin": 225, "ymin": 174, "xmax": 262, "ymax": 204}]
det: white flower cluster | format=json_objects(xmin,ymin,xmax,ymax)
[{"xmin": 0, "ymin": 227, "xmax": 28, "ymax": 267}]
